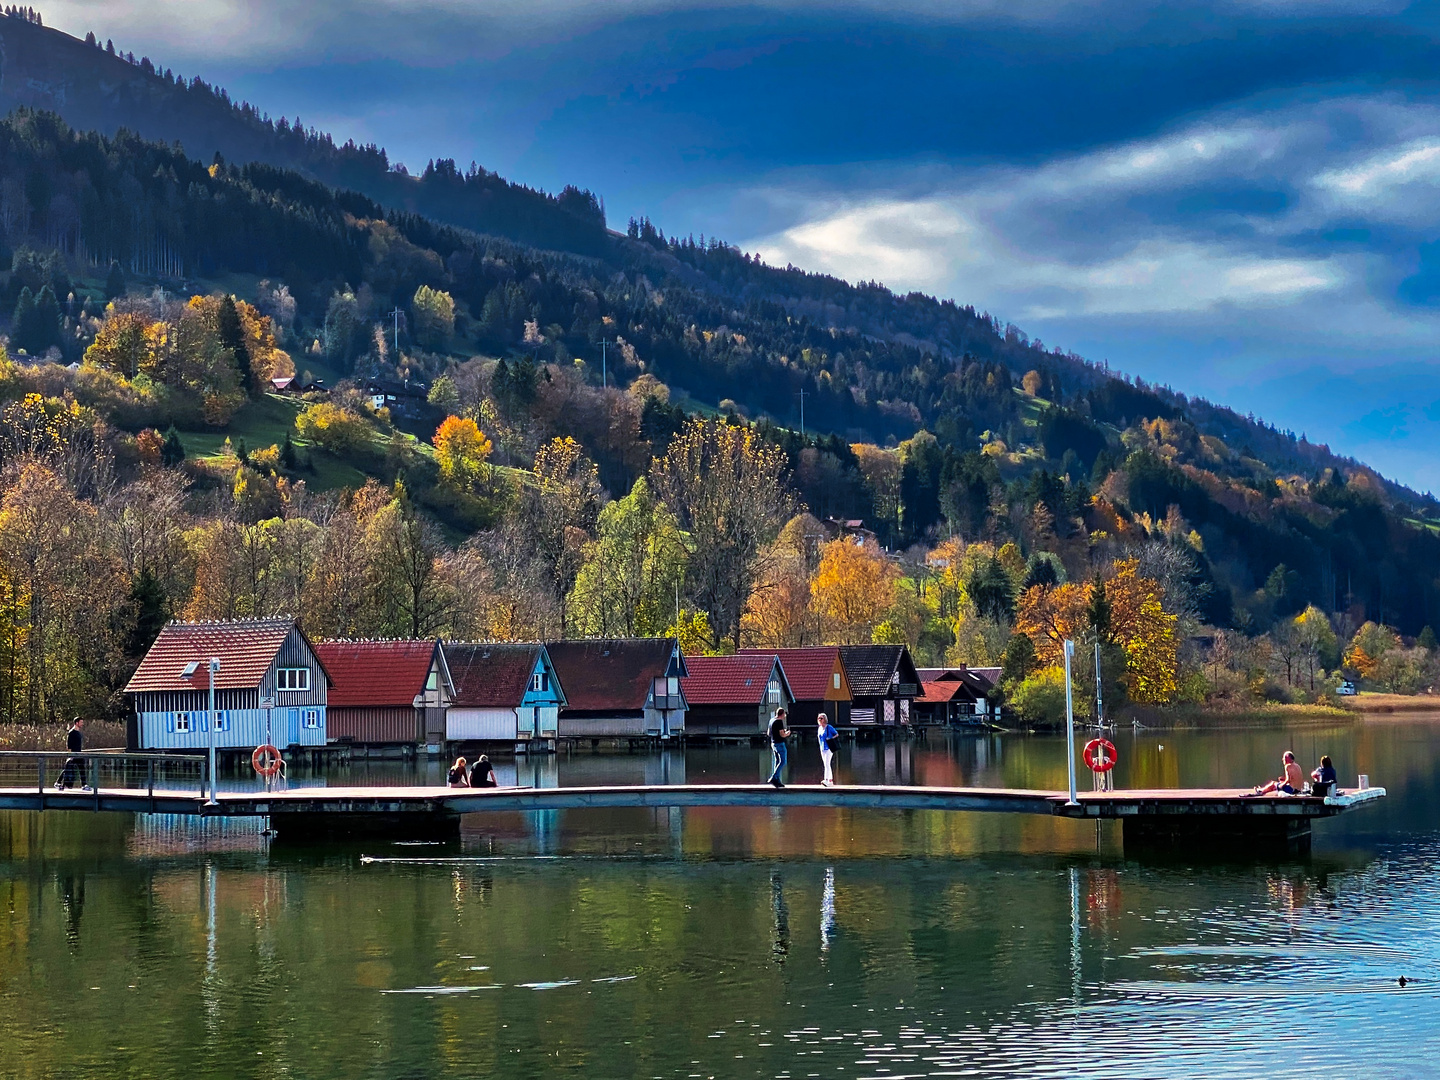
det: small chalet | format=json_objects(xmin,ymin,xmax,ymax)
[
  {"xmin": 915, "ymin": 666, "xmax": 999, "ymax": 725},
  {"xmin": 366, "ymin": 377, "xmax": 429, "ymax": 419},
  {"xmin": 126, "ymin": 618, "xmax": 329, "ymax": 751},
  {"xmin": 838, "ymin": 644, "xmax": 921, "ymax": 727},
  {"xmin": 315, "ymin": 639, "xmax": 453, "ymax": 747},
  {"xmin": 739, "ymin": 646, "xmax": 851, "ymax": 727},
  {"xmin": 546, "ymin": 638, "xmax": 688, "ymax": 739},
  {"xmin": 681, "ymin": 654, "xmax": 794, "ymax": 738},
  {"xmin": 443, "ymin": 643, "xmax": 566, "ymax": 743}
]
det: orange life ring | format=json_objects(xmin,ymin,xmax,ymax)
[
  {"xmin": 1083, "ymin": 738, "xmax": 1117, "ymax": 774},
  {"xmin": 252, "ymin": 744, "xmax": 283, "ymax": 778}
]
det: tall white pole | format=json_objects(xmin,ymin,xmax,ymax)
[
  {"xmin": 1064, "ymin": 639, "xmax": 1078, "ymax": 806},
  {"xmin": 1094, "ymin": 640, "xmax": 1105, "ymax": 730},
  {"xmin": 207, "ymin": 657, "xmax": 220, "ymax": 806}
]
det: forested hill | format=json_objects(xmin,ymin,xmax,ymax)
[{"xmin": 0, "ymin": 12, "xmax": 608, "ymax": 254}]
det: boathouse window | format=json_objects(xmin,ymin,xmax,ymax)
[
  {"xmin": 531, "ymin": 672, "xmax": 548, "ymax": 693},
  {"xmin": 833, "ymin": 673, "xmax": 841, "ymax": 690},
  {"xmin": 426, "ymin": 670, "xmax": 438, "ymax": 691},
  {"xmin": 303, "ymin": 709, "xmax": 320, "ymax": 728},
  {"xmin": 277, "ymin": 668, "xmax": 310, "ymax": 692},
  {"xmin": 172, "ymin": 713, "xmax": 192, "ymax": 733},
  {"xmin": 768, "ymin": 680, "xmax": 782, "ymax": 703}
]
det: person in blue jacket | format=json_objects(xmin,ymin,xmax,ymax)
[{"xmin": 817, "ymin": 712, "xmax": 840, "ymax": 787}]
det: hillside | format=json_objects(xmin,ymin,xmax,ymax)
[{"xmin": 0, "ymin": 13, "xmax": 1437, "ymax": 726}]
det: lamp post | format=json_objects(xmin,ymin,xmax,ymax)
[
  {"xmin": 1064, "ymin": 639, "xmax": 1078, "ymax": 806},
  {"xmin": 207, "ymin": 657, "xmax": 220, "ymax": 806}
]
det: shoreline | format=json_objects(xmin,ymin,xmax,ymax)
[{"xmin": 1341, "ymin": 693, "xmax": 1440, "ymax": 716}]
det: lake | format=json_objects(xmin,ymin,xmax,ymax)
[{"xmin": 1, "ymin": 717, "xmax": 1437, "ymax": 1078}]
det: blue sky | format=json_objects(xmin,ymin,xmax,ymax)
[{"xmin": 43, "ymin": 0, "xmax": 1440, "ymax": 490}]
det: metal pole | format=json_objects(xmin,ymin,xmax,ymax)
[
  {"xmin": 1094, "ymin": 640, "xmax": 1104, "ymax": 730},
  {"xmin": 599, "ymin": 340, "xmax": 609, "ymax": 390},
  {"xmin": 207, "ymin": 657, "xmax": 220, "ymax": 806},
  {"xmin": 1064, "ymin": 639, "xmax": 1078, "ymax": 806}
]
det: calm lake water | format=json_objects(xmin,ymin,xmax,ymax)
[{"xmin": 2, "ymin": 718, "xmax": 1438, "ymax": 1079}]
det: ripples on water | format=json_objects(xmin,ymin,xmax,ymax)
[{"xmin": 0, "ymin": 722, "xmax": 1437, "ymax": 1078}]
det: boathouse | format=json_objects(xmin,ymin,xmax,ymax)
[
  {"xmin": 681, "ymin": 653, "xmax": 795, "ymax": 738},
  {"xmin": 443, "ymin": 642, "xmax": 567, "ymax": 743},
  {"xmin": 838, "ymin": 644, "xmax": 921, "ymax": 728},
  {"xmin": 126, "ymin": 617, "xmax": 330, "ymax": 751},
  {"xmin": 314, "ymin": 639, "xmax": 453, "ymax": 748},
  {"xmin": 546, "ymin": 638, "xmax": 689, "ymax": 739},
  {"xmin": 739, "ymin": 646, "xmax": 851, "ymax": 727},
  {"xmin": 914, "ymin": 666, "xmax": 999, "ymax": 725}
]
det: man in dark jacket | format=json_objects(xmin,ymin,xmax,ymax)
[
  {"xmin": 55, "ymin": 718, "xmax": 86, "ymax": 791},
  {"xmin": 766, "ymin": 708, "xmax": 790, "ymax": 788}
]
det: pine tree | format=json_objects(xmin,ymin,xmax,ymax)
[
  {"xmin": 10, "ymin": 286, "xmax": 35, "ymax": 352},
  {"xmin": 160, "ymin": 425, "xmax": 186, "ymax": 466},
  {"xmin": 217, "ymin": 294, "xmax": 255, "ymax": 397},
  {"xmin": 280, "ymin": 431, "xmax": 299, "ymax": 470},
  {"xmin": 104, "ymin": 261, "xmax": 126, "ymax": 301}
]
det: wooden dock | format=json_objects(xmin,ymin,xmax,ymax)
[{"xmin": 0, "ymin": 777, "xmax": 1388, "ymax": 852}]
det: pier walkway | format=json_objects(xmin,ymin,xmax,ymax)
[{"xmin": 0, "ymin": 749, "xmax": 1388, "ymax": 852}]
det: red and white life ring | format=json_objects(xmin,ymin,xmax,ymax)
[
  {"xmin": 1083, "ymin": 738, "xmax": 1117, "ymax": 774},
  {"xmin": 252, "ymin": 744, "xmax": 283, "ymax": 778}
]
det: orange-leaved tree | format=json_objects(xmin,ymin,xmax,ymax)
[
  {"xmin": 432, "ymin": 414, "xmax": 493, "ymax": 492},
  {"xmin": 811, "ymin": 538, "xmax": 899, "ymax": 644}
]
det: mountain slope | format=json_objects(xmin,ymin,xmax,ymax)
[{"xmin": 0, "ymin": 13, "xmax": 608, "ymax": 254}]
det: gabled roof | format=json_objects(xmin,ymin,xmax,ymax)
[
  {"xmin": 314, "ymin": 640, "xmax": 448, "ymax": 708},
  {"xmin": 545, "ymin": 638, "xmax": 684, "ymax": 711},
  {"xmin": 681, "ymin": 654, "xmax": 793, "ymax": 706},
  {"xmin": 444, "ymin": 643, "xmax": 563, "ymax": 709},
  {"xmin": 918, "ymin": 680, "xmax": 966, "ymax": 704},
  {"xmin": 838, "ymin": 644, "xmax": 921, "ymax": 697},
  {"xmin": 738, "ymin": 647, "xmax": 848, "ymax": 701},
  {"xmin": 126, "ymin": 618, "xmax": 312, "ymax": 694},
  {"xmin": 918, "ymin": 666, "xmax": 997, "ymax": 695}
]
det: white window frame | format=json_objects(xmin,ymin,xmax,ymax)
[
  {"xmin": 531, "ymin": 672, "xmax": 548, "ymax": 693},
  {"xmin": 277, "ymin": 667, "xmax": 310, "ymax": 692},
  {"xmin": 833, "ymin": 673, "xmax": 842, "ymax": 690},
  {"xmin": 303, "ymin": 709, "xmax": 320, "ymax": 729},
  {"xmin": 174, "ymin": 712, "xmax": 192, "ymax": 734}
]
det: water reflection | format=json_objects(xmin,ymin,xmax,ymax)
[{"xmin": 0, "ymin": 719, "xmax": 1435, "ymax": 1079}]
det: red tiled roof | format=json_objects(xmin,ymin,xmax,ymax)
[
  {"xmin": 444, "ymin": 643, "xmax": 543, "ymax": 708},
  {"xmin": 739, "ymin": 647, "xmax": 843, "ymax": 700},
  {"xmin": 918, "ymin": 680, "xmax": 965, "ymax": 704},
  {"xmin": 681, "ymin": 654, "xmax": 791, "ymax": 706},
  {"xmin": 545, "ymin": 638, "xmax": 678, "ymax": 711},
  {"xmin": 314, "ymin": 640, "xmax": 439, "ymax": 707},
  {"xmin": 126, "ymin": 618, "xmax": 299, "ymax": 693}
]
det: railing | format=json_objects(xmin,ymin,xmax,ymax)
[{"xmin": 0, "ymin": 750, "xmax": 209, "ymax": 809}]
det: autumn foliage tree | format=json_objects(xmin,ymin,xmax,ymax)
[
  {"xmin": 810, "ymin": 538, "xmax": 899, "ymax": 643},
  {"xmin": 432, "ymin": 415, "xmax": 493, "ymax": 492}
]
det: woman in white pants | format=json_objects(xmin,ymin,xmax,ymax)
[{"xmin": 817, "ymin": 712, "xmax": 839, "ymax": 786}]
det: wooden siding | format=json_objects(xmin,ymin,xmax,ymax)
[
  {"xmin": 559, "ymin": 713, "xmax": 649, "ymax": 738},
  {"xmin": 448, "ymin": 707, "xmax": 517, "ymax": 741},
  {"xmin": 686, "ymin": 704, "xmax": 766, "ymax": 737},
  {"xmin": 138, "ymin": 706, "xmax": 326, "ymax": 750},
  {"xmin": 259, "ymin": 629, "xmax": 329, "ymax": 707},
  {"xmin": 328, "ymin": 706, "xmax": 419, "ymax": 745}
]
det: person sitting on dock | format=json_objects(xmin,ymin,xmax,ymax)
[
  {"xmin": 470, "ymin": 754, "xmax": 497, "ymax": 788},
  {"xmin": 1310, "ymin": 755, "xmax": 1337, "ymax": 796},
  {"xmin": 1248, "ymin": 750, "xmax": 1304, "ymax": 796},
  {"xmin": 447, "ymin": 756, "xmax": 469, "ymax": 787}
]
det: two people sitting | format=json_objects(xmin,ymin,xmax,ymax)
[
  {"xmin": 447, "ymin": 754, "xmax": 498, "ymax": 788},
  {"xmin": 1248, "ymin": 751, "xmax": 1337, "ymax": 796}
]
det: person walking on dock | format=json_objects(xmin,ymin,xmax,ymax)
[
  {"xmin": 817, "ymin": 712, "xmax": 839, "ymax": 787},
  {"xmin": 55, "ymin": 718, "xmax": 86, "ymax": 791},
  {"xmin": 470, "ymin": 754, "xmax": 497, "ymax": 788},
  {"xmin": 767, "ymin": 708, "xmax": 790, "ymax": 788}
]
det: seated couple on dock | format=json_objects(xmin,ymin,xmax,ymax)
[
  {"xmin": 447, "ymin": 755, "xmax": 498, "ymax": 788},
  {"xmin": 1244, "ymin": 752, "xmax": 1336, "ymax": 797}
]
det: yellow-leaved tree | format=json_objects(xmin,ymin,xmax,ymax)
[
  {"xmin": 431, "ymin": 414, "xmax": 493, "ymax": 492},
  {"xmin": 810, "ymin": 538, "xmax": 899, "ymax": 643},
  {"xmin": 1106, "ymin": 558, "xmax": 1178, "ymax": 703}
]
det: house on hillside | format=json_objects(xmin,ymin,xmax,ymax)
[
  {"xmin": 681, "ymin": 654, "xmax": 794, "ymax": 738},
  {"xmin": 914, "ymin": 666, "xmax": 999, "ymax": 725},
  {"xmin": 314, "ymin": 639, "xmax": 453, "ymax": 748},
  {"xmin": 739, "ymin": 646, "xmax": 852, "ymax": 727},
  {"xmin": 546, "ymin": 638, "xmax": 688, "ymax": 739},
  {"xmin": 838, "ymin": 644, "xmax": 921, "ymax": 728},
  {"xmin": 443, "ymin": 642, "xmax": 566, "ymax": 745},
  {"xmin": 126, "ymin": 617, "xmax": 329, "ymax": 751}
]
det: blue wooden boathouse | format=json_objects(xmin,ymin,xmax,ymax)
[{"xmin": 125, "ymin": 617, "xmax": 331, "ymax": 751}]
